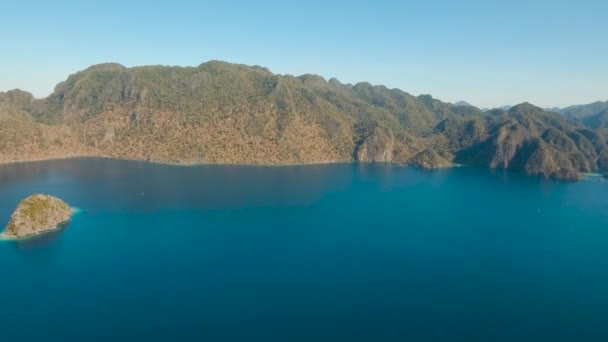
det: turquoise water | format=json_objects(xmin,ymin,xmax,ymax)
[{"xmin": 2, "ymin": 158, "xmax": 608, "ymax": 341}]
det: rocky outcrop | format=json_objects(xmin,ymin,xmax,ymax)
[
  {"xmin": 3, "ymin": 194, "xmax": 72, "ymax": 238},
  {"xmin": 408, "ymin": 148, "xmax": 452, "ymax": 169},
  {"xmin": 355, "ymin": 128, "xmax": 394, "ymax": 162}
]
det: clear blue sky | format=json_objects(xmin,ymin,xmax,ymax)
[{"xmin": 1, "ymin": 0, "xmax": 607, "ymax": 108}]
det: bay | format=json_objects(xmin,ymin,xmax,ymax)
[{"xmin": 1, "ymin": 158, "xmax": 608, "ymax": 341}]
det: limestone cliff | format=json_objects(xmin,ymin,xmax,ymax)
[
  {"xmin": 408, "ymin": 148, "xmax": 452, "ymax": 169},
  {"xmin": 355, "ymin": 128, "xmax": 395, "ymax": 162}
]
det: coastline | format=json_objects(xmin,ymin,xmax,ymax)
[
  {"xmin": 581, "ymin": 172, "xmax": 604, "ymax": 178},
  {"xmin": 0, "ymin": 226, "xmax": 62, "ymax": 241},
  {"xmin": 0, "ymin": 154, "xmax": 356, "ymax": 168},
  {"xmin": 0, "ymin": 152, "xmax": 466, "ymax": 169},
  {"xmin": 0, "ymin": 224, "xmax": 64, "ymax": 242},
  {"xmin": 0, "ymin": 154, "xmax": 602, "ymax": 181},
  {"xmin": 0, "ymin": 232, "xmax": 17, "ymax": 241},
  {"xmin": 0, "ymin": 154, "xmax": 102, "ymax": 166}
]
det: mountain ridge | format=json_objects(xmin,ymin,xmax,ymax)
[
  {"xmin": 548, "ymin": 100, "xmax": 608, "ymax": 130},
  {"xmin": 1, "ymin": 61, "xmax": 606, "ymax": 180}
]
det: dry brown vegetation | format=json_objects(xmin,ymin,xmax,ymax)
[{"xmin": 1, "ymin": 61, "xmax": 607, "ymax": 179}]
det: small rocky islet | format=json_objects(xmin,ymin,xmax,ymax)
[{"xmin": 3, "ymin": 194, "xmax": 73, "ymax": 238}]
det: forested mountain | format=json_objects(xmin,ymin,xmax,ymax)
[
  {"xmin": 1, "ymin": 61, "xmax": 606, "ymax": 180},
  {"xmin": 550, "ymin": 101, "xmax": 608, "ymax": 129},
  {"xmin": 555, "ymin": 100, "xmax": 608, "ymax": 120}
]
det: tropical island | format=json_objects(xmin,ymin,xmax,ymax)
[
  {"xmin": 1, "ymin": 61, "xmax": 607, "ymax": 180},
  {"xmin": 2, "ymin": 194, "xmax": 73, "ymax": 238}
]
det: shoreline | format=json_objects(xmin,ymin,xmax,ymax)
[
  {"xmin": 0, "ymin": 232, "xmax": 17, "ymax": 241},
  {"xmin": 1, "ymin": 154, "xmax": 451, "ymax": 169},
  {"xmin": 0, "ymin": 155, "xmax": 603, "ymax": 181},
  {"xmin": 0, "ymin": 154, "xmax": 357, "ymax": 168},
  {"xmin": 581, "ymin": 172, "xmax": 604, "ymax": 178},
  {"xmin": 0, "ymin": 153, "xmax": 465, "ymax": 169}
]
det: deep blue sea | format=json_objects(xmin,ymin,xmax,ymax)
[{"xmin": 2, "ymin": 158, "xmax": 608, "ymax": 341}]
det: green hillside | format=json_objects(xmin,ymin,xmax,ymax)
[{"xmin": 1, "ymin": 61, "xmax": 606, "ymax": 180}]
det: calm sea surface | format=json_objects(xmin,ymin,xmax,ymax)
[{"xmin": 1, "ymin": 158, "xmax": 608, "ymax": 341}]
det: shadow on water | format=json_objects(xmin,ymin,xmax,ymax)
[{"xmin": 9, "ymin": 222, "xmax": 70, "ymax": 251}]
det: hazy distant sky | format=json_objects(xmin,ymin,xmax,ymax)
[{"xmin": 1, "ymin": 0, "xmax": 607, "ymax": 108}]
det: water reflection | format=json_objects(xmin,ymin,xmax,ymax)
[{"xmin": 9, "ymin": 222, "xmax": 69, "ymax": 251}]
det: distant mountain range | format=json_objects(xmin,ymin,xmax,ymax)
[
  {"xmin": 547, "ymin": 101, "xmax": 608, "ymax": 129},
  {"xmin": 1, "ymin": 61, "xmax": 607, "ymax": 180},
  {"xmin": 453, "ymin": 101, "xmax": 474, "ymax": 107},
  {"xmin": 456, "ymin": 100, "xmax": 608, "ymax": 129}
]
